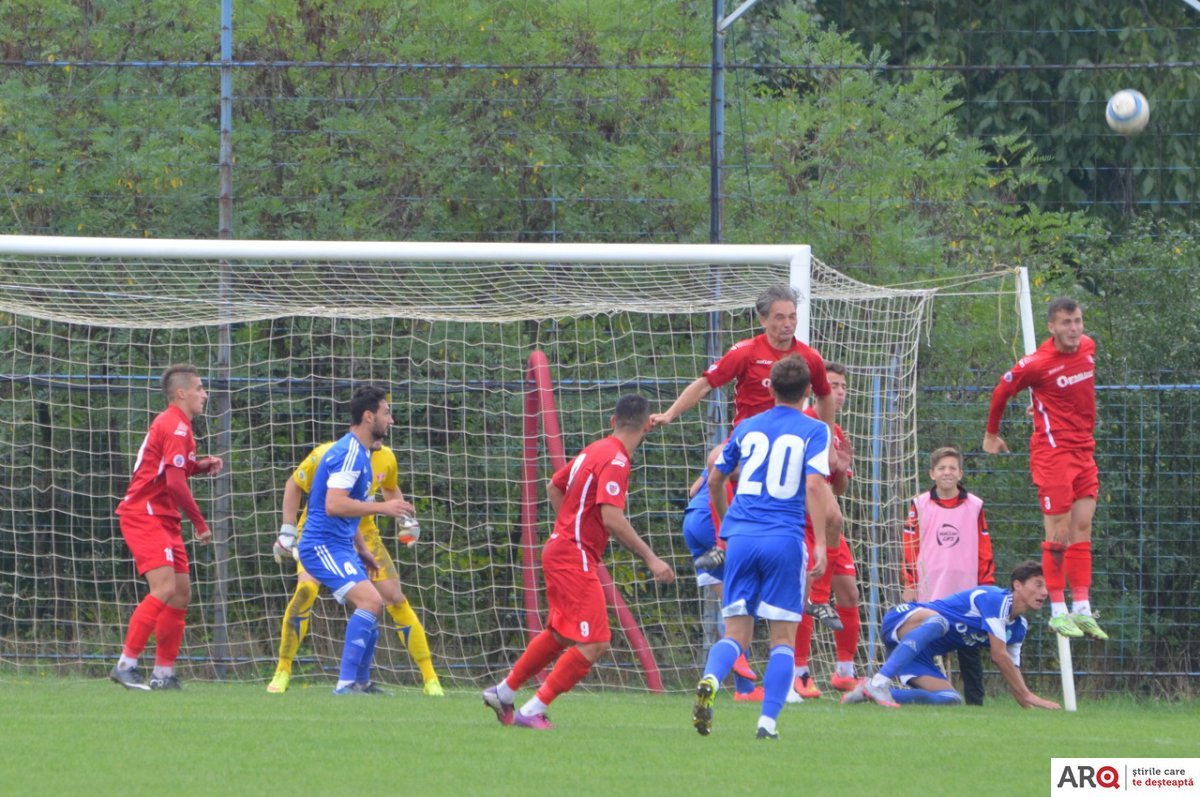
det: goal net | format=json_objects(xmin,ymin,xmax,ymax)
[{"xmin": 0, "ymin": 236, "xmax": 936, "ymax": 691}]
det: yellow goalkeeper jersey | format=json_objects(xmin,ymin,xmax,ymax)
[{"xmin": 292, "ymin": 441, "xmax": 399, "ymax": 538}]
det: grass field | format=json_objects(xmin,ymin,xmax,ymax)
[{"xmin": 0, "ymin": 677, "xmax": 1194, "ymax": 797}]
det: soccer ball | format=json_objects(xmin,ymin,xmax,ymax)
[{"xmin": 1105, "ymin": 89, "xmax": 1150, "ymax": 135}]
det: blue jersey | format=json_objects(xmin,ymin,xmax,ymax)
[
  {"xmin": 686, "ymin": 468, "xmax": 711, "ymax": 515},
  {"xmin": 918, "ymin": 585, "xmax": 1029, "ymax": 663},
  {"xmin": 297, "ymin": 432, "xmax": 373, "ymax": 547},
  {"xmin": 715, "ymin": 405, "xmax": 830, "ymax": 539}
]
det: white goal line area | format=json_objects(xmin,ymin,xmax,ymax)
[{"xmin": 0, "ymin": 236, "xmax": 1016, "ymax": 689}]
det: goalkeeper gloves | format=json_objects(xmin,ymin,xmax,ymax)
[{"xmin": 273, "ymin": 524, "xmax": 298, "ymax": 563}]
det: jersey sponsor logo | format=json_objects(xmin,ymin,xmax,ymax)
[
  {"xmin": 1047, "ymin": 364, "xmax": 1065, "ymax": 375},
  {"xmin": 761, "ymin": 378, "xmax": 771, "ymax": 389},
  {"xmin": 610, "ymin": 454, "xmax": 628, "ymax": 467},
  {"xmin": 1003, "ymin": 371, "xmax": 1014, "ymax": 383},
  {"xmin": 1056, "ymin": 370, "xmax": 1093, "ymax": 388},
  {"xmin": 605, "ymin": 480, "xmax": 622, "ymax": 497},
  {"xmin": 935, "ymin": 522, "xmax": 961, "ymax": 548},
  {"xmin": 173, "ymin": 425, "xmax": 188, "ymax": 437},
  {"xmin": 172, "ymin": 454, "xmax": 186, "ymax": 468},
  {"xmin": 754, "ymin": 359, "xmax": 774, "ymax": 365}
]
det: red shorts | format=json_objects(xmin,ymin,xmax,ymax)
[
  {"xmin": 119, "ymin": 513, "xmax": 188, "ymax": 575},
  {"xmin": 1030, "ymin": 446, "xmax": 1099, "ymax": 516},
  {"xmin": 804, "ymin": 526, "xmax": 857, "ymax": 576},
  {"xmin": 542, "ymin": 550, "xmax": 611, "ymax": 645}
]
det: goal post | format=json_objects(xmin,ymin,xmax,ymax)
[{"xmin": 0, "ymin": 234, "xmax": 935, "ymax": 690}]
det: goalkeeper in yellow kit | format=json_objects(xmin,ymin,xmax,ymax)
[{"xmin": 267, "ymin": 441, "xmax": 443, "ymax": 696}]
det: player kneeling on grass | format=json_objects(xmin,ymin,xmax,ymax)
[
  {"xmin": 841, "ymin": 560, "xmax": 1060, "ymax": 710},
  {"xmin": 482, "ymin": 394, "xmax": 675, "ymax": 730}
]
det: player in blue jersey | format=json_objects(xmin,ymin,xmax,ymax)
[
  {"xmin": 294, "ymin": 386, "xmax": 414, "ymax": 694},
  {"xmin": 691, "ymin": 355, "xmax": 834, "ymax": 740},
  {"xmin": 683, "ymin": 446, "xmax": 760, "ymax": 700},
  {"xmin": 841, "ymin": 560, "xmax": 1061, "ymax": 709}
]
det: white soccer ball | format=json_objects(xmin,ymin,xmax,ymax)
[{"xmin": 1105, "ymin": 89, "xmax": 1150, "ymax": 135}]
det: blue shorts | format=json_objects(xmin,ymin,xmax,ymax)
[
  {"xmin": 721, "ymin": 534, "xmax": 806, "ymax": 621},
  {"xmin": 881, "ymin": 604, "xmax": 947, "ymax": 684},
  {"xmin": 296, "ymin": 540, "xmax": 369, "ymax": 604},
  {"xmin": 682, "ymin": 507, "xmax": 723, "ymax": 586}
]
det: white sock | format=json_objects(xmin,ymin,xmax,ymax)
[
  {"xmin": 757, "ymin": 716, "xmax": 777, "ymax": 734},
  {"xmin": 1051, "ymin": 601, "xmax": 1069, "ymax": 618},
  {"xmin": 870, "ymin": 673, "xmax": 890, "ymax": 689},
  {"xmin": 496, "ymin": 680, "xmax": 517, "ymax": 703},
  {"xmin": 335, "ymin": 679, "xmax": 355, "ymax": 690},
  {"xmin": 793, "ymin": 664, "xmax": 810, "ymax": 679},
  {"xmin": 1072, "ymin": 600, "xmax": 1092, "ymax": 616},
  {"xmin": 836, "ymin": 661, "xmax": 855, "ymax": 678},
  {"xmin": 152, "ymin": 665, "xmax": 174, "ymax": 679},
  {"xmin": 519, "ymin": 696, "xmax": 547, "ymax": 718},
  {"xmin": 117, "ymin": 655, "xmax": 138, "ymax": 670}
]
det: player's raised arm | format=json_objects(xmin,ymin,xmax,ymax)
[{"xmin": 649, "ymin": 375, "xmax": 712, "ymax": 428}]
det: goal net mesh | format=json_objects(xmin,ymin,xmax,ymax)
[{"xmin": 0, "ymin": 245, "xmax": 935, "ymax": 691}]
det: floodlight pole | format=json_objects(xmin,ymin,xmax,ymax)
[{"xmin": 706, "ymin": 0, "xmax": 762, "ymax": 440}]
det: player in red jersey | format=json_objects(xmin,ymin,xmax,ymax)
[
  {"xmin": 110, "ymin": 364, "xmax": 224, "ymax": 690},
  {"xmin": 650, "ymin": 284, "xmax": 841, "ymax": 571},
  {"xmin": 482, "ymin": 395, "xmax": 675, "ymax": 730},
  {"xmin": 983, "ymin": 297, "xmax": 1107, "ymax": 641},
  {"xmin": 649, "ymin": 284, "xmax": 834, "ymax": 430},
  {"xmin": 791, "ymin": 362, "xmax": 862, "ymax": 699}
]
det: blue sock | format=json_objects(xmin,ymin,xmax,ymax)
[
  {"xmin": 760, "ymin": 645, "xmax": 793, "ymax": 721},
  {"xmin": 734, "ymin": 673, "xmax": 756, "ymax": 694},
  {"xmin": 891, "ymin": 687, "xmax": 963, "ymax": 705},
  {"xmin": 355, "ymin": 625, "xmax": 379, "ymax": 685},
  {"xmin": 339, "ymin": 608, "xmax": 379, "ymax": 682},
  {"xmin": 702, "ymin": 637, "xmax": 743, "ymax": 683},
  {"xmin": 879, "ymin": 615, "xmax": 948, "ymax": 680}
]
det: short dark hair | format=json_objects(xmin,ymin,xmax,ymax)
[
  {"xmin": 929, "ymin": 446, "xmax": 962, "ymax": 470},
  {"xmin": 825, "ymin": 361, "xmax": 848, "ymax": 379},
  {"xmin": 350, "ymin": 385, "xmax": 388, "ymax": 424},
  {"xmin": 755, "ymin": 284, "xmax": 799, "ymax": 319},
  {"xmin": 1011, "ymin": 560, "xmax": 1043, "ymax": 585},
  {"xmin": 1047, "ymin": 296, "xmax": 1080, "ymax": 321},
  {"xmin": 613, "ymin": 394, "xmax": 650, "ymax": 430},
  {"xmin": 769, "ymin": 355, "xmax": 811, "ymax": 403},
  {"xmin": 161, "ymin": 363, "xmax": 200, "ymax": 400}
]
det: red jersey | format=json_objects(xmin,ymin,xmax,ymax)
[
  {"xmin": 545, "ymin": 436, "xmax": 633, "ymax": 570},
  {"xmin": 986, "ymin": 334, "xmax": 1096, "ymax": 451},
  {"xmin": 704, "ymin": 334, "xmax": 831, "ymax": 426},
  {"xmin": 802, "ymin": 406, "xmax": 847, "ymax": 535},
  {"xmin": 116, "ymin": 404, "xmax": 199, "ymax": 521}
]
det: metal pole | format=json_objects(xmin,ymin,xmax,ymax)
[
  {"xmin": 1018, "ymin": 267, "xmax": 1076, "ymax": 712},
  {"xmin": 209, "ymin": 0, "xmax": 235, "ymax": 678},
  {"xmin": 705, "ymin": 0, "xmax": 727, "ymax": 440}
]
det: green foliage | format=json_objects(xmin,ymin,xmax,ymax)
[{"xmin": 811, "ymin": 0, "xmax": 1200, "ymax": 220}]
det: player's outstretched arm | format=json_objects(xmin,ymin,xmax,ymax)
[
  {"xmin": 648, "ymin": 376, "xmax": 712, "ymax": 428},
  {"xmin": 988, "ymin": 634, "xmax": 1060, "ymax": 710},
  {"xmin": 600, "ymin": 504, "xmax": 675, "ymax": 584},
  {"xmin": 195, "ymin": 455, "xmax": 224, "ymax": 475}
]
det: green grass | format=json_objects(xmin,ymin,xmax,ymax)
[{"xmin": 0, "ymin": 677, "xmax": 1194, "ymax": 797}]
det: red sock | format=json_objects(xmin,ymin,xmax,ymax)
[
  {"xmin": 122, "ymin": 595, "xmax": 168, "ymax": 659},
  {"xmin": 154, "ymin": 606, "xmax": 188, "ymax": 667},
  {"xmin": 809, "ymin": 563, "xmax": 834, "ymax": 605},
  {"xmin": 793, "ymin": 614, "xmax": 814, "ymax": 666},
  {"xmin": 1064, "ymin": 541, "xmax": 1092, "ymax": 601},
  {"xmin": 1042, "ymin": 541, "xmax": 1067, "ymax": 603},
  {"xmin": 534, "ymin": 647, "xmax": 594, "ymax": 706},
  {"xmin": 834, "ymin": 604, "xmax": 860, "ymax": 662},
  {"xmin": 505, "ymin": 629, "xmax": 565, "ymax": 691}
]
